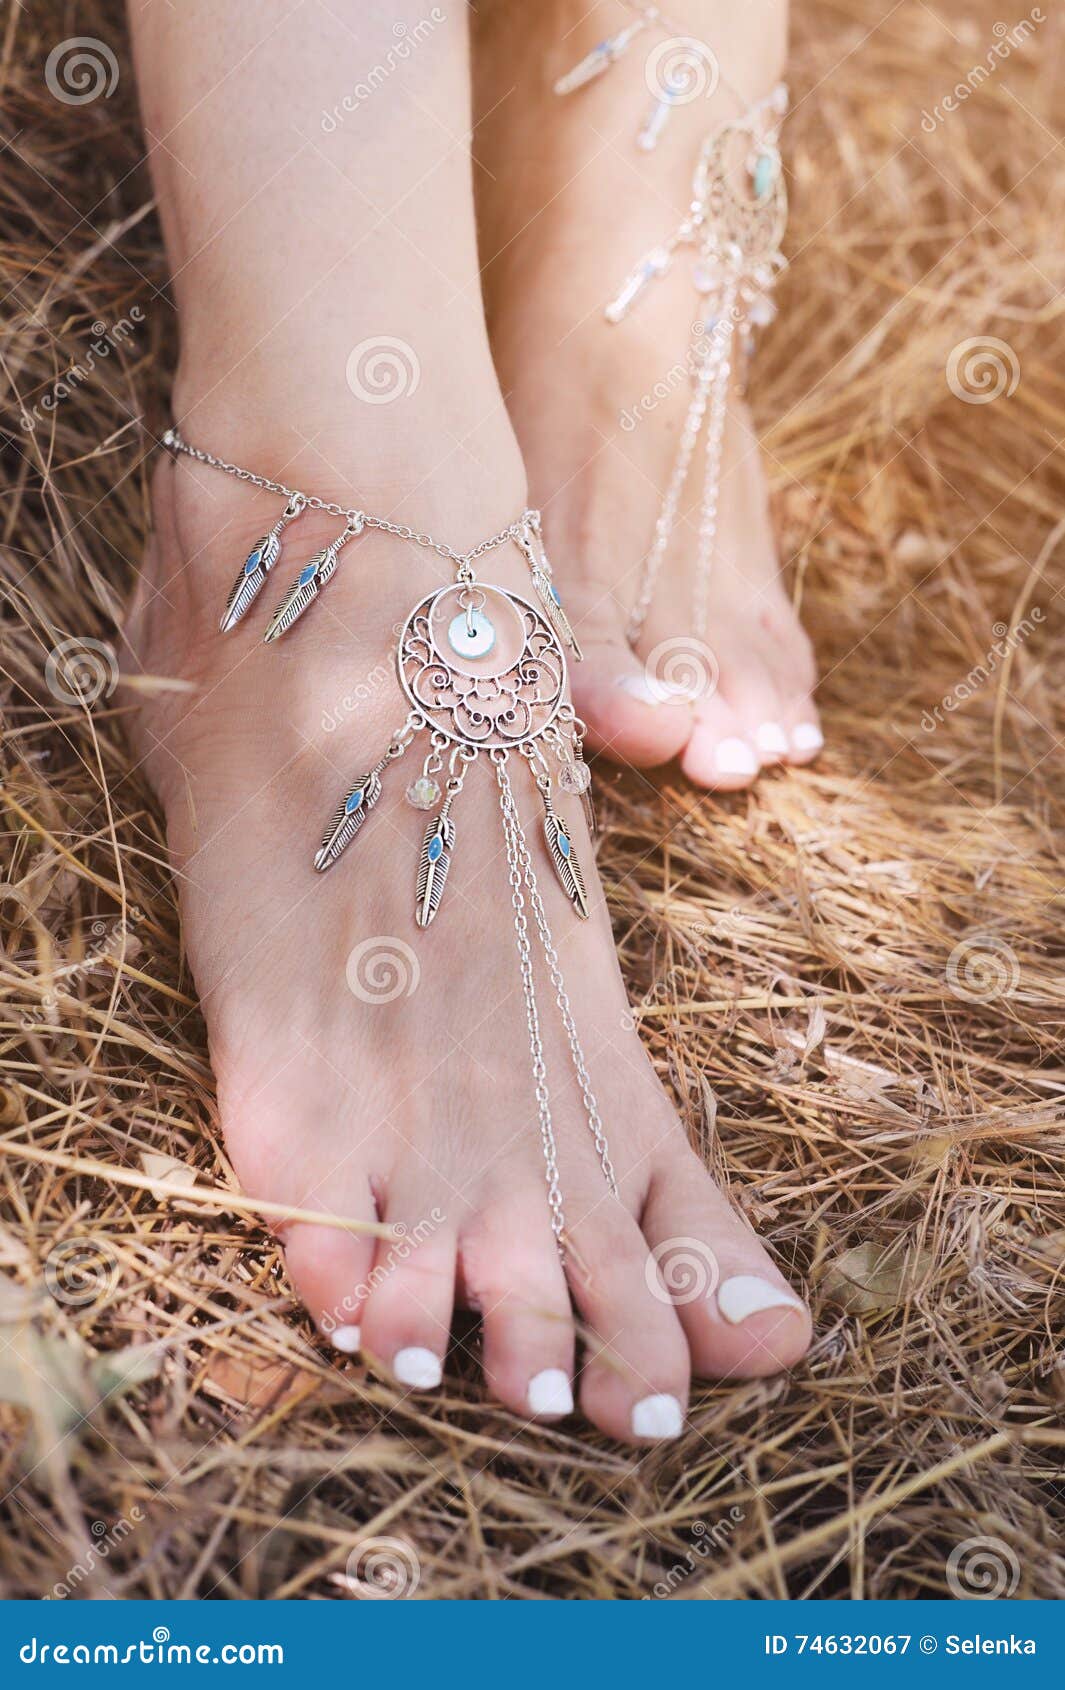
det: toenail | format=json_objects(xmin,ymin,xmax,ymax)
[
  {"xmin": 717, "ymin": 1275, "xmax": 804, "ymax": 1325},
  {"xmin": 527, "ymin": 1369, "xmax": 574, "ymax": 1417},
  {"xmin": 714, "ymin": 737, "xmax": 759, "ymax": 777},
  {"xmin": 791, "ymin": 722, "xmax": 824, "ymax": 755},
  {"xmin": 393, "ymin": 1346, "xmax": 443, "ymax": 1389},
  {"xmin": 615, "ymin": 674, "xmax": 675, "ymax": 706},
  {"xmin": 631, "ymin": 1393, "xmax": 684, "ymax": 1440},
  {"xmin": 331, "ymin": 1324, "xmax": 362, "ymax": 1354},
  {"xmin": 755, "ymin": 722, "xmax": 789, "ymax": 759}
]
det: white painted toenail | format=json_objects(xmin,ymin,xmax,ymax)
[
  {"xmin": 756, "ymin": 721, "xmax": 789, "ymax": 758},
  {"xmin": 631, "ymin": 1393, "xmax": 684, "ymax": 1440},
  {"xmin": 331, "ymin": 1324, "xmax": 362, "ymax": 1354},
  {"xmin": 717, "ymin": 1275, "xmax": 804, "ymax": 1325},
  {"xmin": 714, "ymin": 737, "xmax": 758, "ymax": 776},
  {"xmin": 615, "ymin": 674, "xmax": 671, "ymax": 706},
  {"xmin": 791, "ymin": 722, "xmax": 824, "ymax": 755},
  {"xmin": 527, "ymin": 1369, "xmax": 574, "ymax": 1417},
  {"xmin": 393, "ymin": 1346, "xmax": 443, "ymax": 1388}
]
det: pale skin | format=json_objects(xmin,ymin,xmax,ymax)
[{"xmin": 125, "ymin": 0, "xmax": 812, "ymax": 1444}]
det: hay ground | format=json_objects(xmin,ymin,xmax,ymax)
[{"xmin": 2, "ymin": 0, "xmax": 1064, "ymax": 1601}]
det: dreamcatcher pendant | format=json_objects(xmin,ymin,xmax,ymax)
[
  {"xmin": 311, "ymin": 570, "xmax": 616, "ymax": 1245},
  {"xmin": 607, "ymin": 85, "xmax": 790, "ymax": 643}
]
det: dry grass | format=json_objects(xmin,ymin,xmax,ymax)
[{"xmin": 2, "ymin": 0, "xmax": 1064, "ymax": 1600}]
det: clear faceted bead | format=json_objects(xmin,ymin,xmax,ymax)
[
  {"xmin": 557, "ymin": 758, "xmax": 592, "ymax": 795},
  {"xmin": 406, "ymin": 776, "xmax": 441, "ymax": 811}
]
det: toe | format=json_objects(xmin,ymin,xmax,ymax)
[
  {"xmin": 641, "ymin": 1150, "xmax": 811, "ymax": 1381},
  {"xmin": 462, "ymin": 1188, "xmax": 576, "ymax": 1420},
  {"xmin": 359, "ymin": 1180, "xmax": 458, "ymax": 1391},
  {"xmin": 575, "ymin": 636, "xmax": 694, "ymax": 769},
  {"xmin": 282, "ymin": 1202, "xmax": 379, "ymax": 1356},
  {"xmin": 715, "ymin": 649, "xmax": 793, "ymax": 771},
  {"xmin": 780, "ymin": 697, "xmax": 824, "ymax": 765},
  {"xmin": 566, "ymin": 1197, "xmax": 690, "ymax": 1444},
  {"xmin": 680, "ymin": 693, "xmax": 760, "ymax": 790}
]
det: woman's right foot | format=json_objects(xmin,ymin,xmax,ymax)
[{"xmin": 125, "ymin": 0, "xmax": 810, "ymax": 1445}]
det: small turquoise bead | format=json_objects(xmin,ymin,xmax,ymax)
[
  {"xmin": 344, "ymin": 790, "xmax": 363, "ymax": 815},
  {"xmin": 244, "ymin": 549, "xmax": 262, "ymax": 576},
  {"xmin": 298, "ymin": 563, "xmax": 319, "ymax": 588},
  {"xmin": 428, "ymin": 835, "xmax": 444, "ymax": 862},
  {"xmin": 753, "ymin": 152, "xmax": 775, "ymax": 199},
  {"xmin": 558, "ymin": 831, "xmax": 571, "ymax": 859}
]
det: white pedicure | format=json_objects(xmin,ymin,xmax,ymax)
[
  {"xmin": 631, "ymin": 1393, "xmax": 684, "ymax": 1440},
  {"xmin": 393, "ymin": 1346, "xmax": 443, "ymax": 1388},
  {"xmin": 717, "ymin": 1275, "xmax": 804, "ymax": 1325},
  {"xmin": 527, "ymin": 1369, "xmax": 574, "ymax": 1417},
  {"xmin": 714, "ymin": 736, "xmax": 759, "ymax": 776},
  {"xmin": 331, "ymin": 1324, "xmax": 362, "ymax": 1354},
  {"xmin": 755, "ymin": 721, "xmax": 789, "ymax": 758},
  {"xmin": 615, "ymin": 674, "xmax": 689, "ymax": 706},
  {"xmin": 791, "ymin": 722, "xmax": 824, "ymax": 755}
]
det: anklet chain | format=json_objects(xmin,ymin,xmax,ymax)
[
  {"xmin": 552, "ymin": 5, "xmax": 789, "ymax": 646},
  {"xmin": 161, "ymin": 424, "xmax": 615, "ymax": 1254}
]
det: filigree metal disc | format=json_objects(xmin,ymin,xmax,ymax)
[{"xmin": 397, "ymin": 583, "xmax": 567, "ymax": 750}]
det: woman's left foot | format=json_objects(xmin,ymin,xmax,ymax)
[{"xmin": 476, "ymin": 0, "xmax": 822, "ymax": 789}]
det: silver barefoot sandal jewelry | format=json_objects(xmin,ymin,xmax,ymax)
[
  {"xmin": 161, "ymin": 428, "xmax": 612, "ymax": 1249},
  {"xmin": 552, "ymin": 39, "xmax": 790, "ymax": 651}
]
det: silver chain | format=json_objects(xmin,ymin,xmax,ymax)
[
  {"xmin": 495, "ymin": 755, "xmax": 566, "ymax": 1245},
  {"xmin": 161, "ymin": 426, "xmax": 538, "ymax": 575},
  {"xmin": 497, "ymin": 756, "xmax": 618, "ymax": 1200}
]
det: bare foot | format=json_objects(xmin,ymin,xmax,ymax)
[
  {"xmin": 124, "ymin": 0, "xmax": 810, "ymax": 1446},
  {"xmin": 125, "ymin": 417, "xmax": 811, "ymax": 1441},
  {"xmin": 477, "ymin": 0, "xmax": 823, "ymax": 789}
]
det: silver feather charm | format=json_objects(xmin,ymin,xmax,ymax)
[
  {"xmin": 313, "ymin": 769, "xmax": 383, "ymax": 872},
  {"xmin": 264, "ymin": 518, "xmax": 361, "ymax": 644},
  {"xmin": 219, "ymin": 494, "xmax": 306, "ymax": 633},
  {"xmin": 415, "ymin": 809, "xmax": 455, "ymax": 928},
  {"xmin": 516, "ymin": 523, "xmax": 583, "ymax": 661},
  {"xmin": 219, "ymin": 532, "xmax": 281, "ymax": 633},
  {"xmin": 553, "ymin": 17, "xmax": 649, "ymax": 96},
  {"xmin": 543, "ymin": 807, "xmax": 590, "ymax": 920}
]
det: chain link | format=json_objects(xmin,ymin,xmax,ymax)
[{"xmin": 161, "ymin": 426, "xmax": 538, "ymax": 575}]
